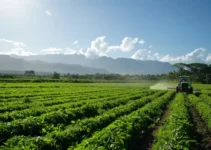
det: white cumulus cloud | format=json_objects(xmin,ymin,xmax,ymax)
[
  {"xmin": 73, "ymin": 41, "xmax": 78, "ymax": 44},
  {"xmin": 2, "ymin": 37, "xmax": 210, "ymax": 64},
  {"xmin": 77, "ymin": 36, "xmax": 109, "ymax": 58},
  {"xmin": 64, "ymin": 48, "xmax": 77, "ymax": 55},
  {"xmin": 131, "ymin": 48, "xmax": 211, "ymax": 64},
  {"xmin": 0, "ymin": 38, "xmax": 33, "ymax": 56},
  {"xmin": 45, "ymin": 10, "xmax": 52, "ymax": 16},
  {"xmin": 0, "ymin": 48, "xmax": 33, "ymax": 56},
  {"xmin": 76, "ymin": 36, "xmax": 139, "ymax": 58},
  {"xmin": 131, "ymin": 49, "xmax": 161, "ymax": 60},
  {"xmin": 42, "ymin": 47, "xmax": 63, "ymax": 54},
  {"xmin": 120, "ymin": 37, "xmax": 138, "ymax": 51},
  {"xmin": 0, "ymin": 39, "xmax": 25, "ymax": 47},
  {"xmin": 138, "ymin": 39, "xmax": 145, "ymax": 44},
  {"xmin": 42, "ymin": 47, "xmax": 77, "ymax": 55},
  {"xmin": 206, "ymin": 54, "xmax": 211, "ymax": 62},
  {"xmin": 90, "ymin": 36, "xmax": 108, "ymax": 53},
  {"xmin": 10, "ymin": 48, "xmax": 33, "ymax": 56},
  {"xmin": 108, "ymin": 37, "xmax": 138, "ymax": 52},
  {"xmin": 159, "ymin": 48, "xmax": 207, "ymax": 64}
]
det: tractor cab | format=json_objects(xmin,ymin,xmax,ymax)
[{"xmin": 176, "ymin": 76, "xmax": 193, "ymax": 93}]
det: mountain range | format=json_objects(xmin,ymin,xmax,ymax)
[
  {"xmin": 0, "ymin": 54, "xmax": 175, "ymax": 75},
  {"xmin": 0, "ymin": 55, "xmax": 108, "ymax": 74}
]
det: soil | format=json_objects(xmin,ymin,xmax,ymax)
[
  {"xmin": 128, "ymin": 94, "xmax": 211, "ymax": 150},
  {"xmin": 186, "ymin": 98, "xmax": 211, "ymax": 150},
  {"xmin": 128, "ymin": 108, "xmax": 171, "ymax": 150},
  {"xmin": 148, "ymin": 108, "xmax": 170, "ymax": 149}
]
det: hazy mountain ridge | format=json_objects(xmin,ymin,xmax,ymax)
[
  {"xmin": 11, "ymin": 54, "xmax": 174, "ymax": 74},
  {"xmin": 0, "ymin": 55, "xmax": 109, "ymax": 74}
]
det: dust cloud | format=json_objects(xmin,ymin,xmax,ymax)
[{"xmin": 150, "ymin": 82, "xmax": 175, "ymax": 90}]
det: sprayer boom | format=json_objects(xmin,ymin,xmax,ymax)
[{"xmin": 167, "ymin": 87, "xmax": 175, "ymax": 90}]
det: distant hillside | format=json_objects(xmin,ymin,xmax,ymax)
[
  {"xmin": 14, "ymin": 54, "xmax": 175, "ymax": 74},
  {"xmin": 0, "ymin": 55, "xmax": 109, "ymax": 74}
]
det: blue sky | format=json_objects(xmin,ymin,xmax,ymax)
[{"xmin": 0, "ymin": 0, "xmax": 211, "ymax": 64}]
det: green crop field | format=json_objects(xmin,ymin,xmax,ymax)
[{"xmin": 0, "ymin": 83, "xmax": 211, "ymax": 150}]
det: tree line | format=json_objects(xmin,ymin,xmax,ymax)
[
  {"xmin": 0, "ymin": 63, "xmax": 211, "ymax": 83},
  {"xmin": 168, "ymin": 63, "xmax": 211, "ymax": 83}
]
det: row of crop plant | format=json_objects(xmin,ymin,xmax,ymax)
[
  {"xmin": 0, "ymin": 89, "xmax": 120, "ymax": 103},
  {"xmin": 152, "ymin": 93, "xmax": 195, "ymax": 150},
  {"xmin": 188, "ymin": 94, "xmax": 211, "ymax": 129},
  {"xmin": 0, "ymin": 87, "xmax": 125, "ymax": 104},
  {"xmin": 0, "ymin": 88, "xmax": 140, "ymax": 113},
  {"xmin": 0, "ymin": 90, "xmax": 156, "ymax": 144},
  {"xmin": 69, "ymin": 91, "xmax": 174, "ymax": 150},
  {"xmin": 0, "ymin": 86, "xmax": 118, "ymax": 99},
  {"xmin": 0, "ymin": 90, "xmax": 148, "ymax": 122},
  {"xmin": 198, "ymin": 93, "xmax": 211, "ymax": 107},
  {"xmin": 1, "ymin": 91, "xmax": 166, "ymax": 150}
]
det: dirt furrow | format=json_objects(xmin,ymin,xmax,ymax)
[
  {"xmin": 186, "ymin": 95, "xmax": 211, "ymax": 150},
  {"xmin": 128, "ymin": 106, "xmax": 171, "ymax": 150}
]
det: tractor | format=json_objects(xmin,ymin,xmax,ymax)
[
  {"xmin": 167, "ymin": 76, "xmax": 199, "ymax": 94},
  {"xmin": 176, "ymin": 76, "xmax": 193, "ymax": 93}
]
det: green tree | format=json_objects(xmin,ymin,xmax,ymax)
[
  {"xmin": 52, "ymin": 71, "xmax": 60, "ymax": 79},
  {"xmin": 24, "ymin": 70, "xmax": 35, "ymax": 77},
  {"xmin": 172, "ymin": 63, "xmax": 211, "ymax": 83}
]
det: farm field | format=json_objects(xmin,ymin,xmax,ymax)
[{"xmin": 0, "ymin": 83, "xmax": 211, "ymax": 150}]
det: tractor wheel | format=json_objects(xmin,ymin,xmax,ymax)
[
  {"xmin": 189, "ymin": 87, "xmax": 193, "ymax": 94},
  {"xmin": 176, "ymin": 87, "xmax": 179, "ymax": 93}
]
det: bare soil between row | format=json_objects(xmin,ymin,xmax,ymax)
[
  {"xmin": 186, "ymin": 99, "xmax": 211, "ymax": 150},
  {"xmin": 129, "ymin": 93, "xmax": 211, "ymax": 150}
]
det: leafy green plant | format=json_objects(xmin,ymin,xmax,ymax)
[
  {"xmin": 152, "ymin": 93, "xmax": 196, "ymax": 150},
  {"xmin": 23, "ymin": 97, "xmax": 32, "ymax": 103},
  {"xmin": 72, "ymin": 91, "xmax": 174, "ymax": 150},
  {"xmin": 188, "ymin": 94, "xmax": 211, "ymax": 129},
  {"xmin": 2, "ymin": 91, "xmax": 164, "ymax": 149}
]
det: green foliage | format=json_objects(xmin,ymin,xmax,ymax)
[
  {"xmin": 199, "ymin": 94, "xmax": 211, "ymax": 106},
  {"xmin": 23, "ymin": 97, "xmax": 32, "ymax": 103},
  {"xmin": 171, "ymin": 63, "xmax": 211, "ymax": 83},
  {"xmin": 0, "ymin": 83, "xmax": 211, "ymax": 150},
  {"xmin": 0, "ymin": 74, "xmax": 14, "ymax": 78},
  {"xmin": 24, "ymin": 70, "xmax": 35, "ymax": 77},
  {"xmin": 73, "ymin": 91, "xmax": 175, "ymax": 150},
  {"xmin": 52, "ymin": 72, "xmax": 60, "ymax": 79},
  {"xmin": 0, "ymin": 89, "xmax": 154, "ymax": 147},
  {"xmin": 152, "ymin": 93, "xmax": 196, "ymax": 150},
  {"xmin": 1, "ymin": 63, "xmax": 211, "ymax": 83},
  {"xmin": 188, "ymin": 94, "xmax": 211, "ymax": 129}
]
